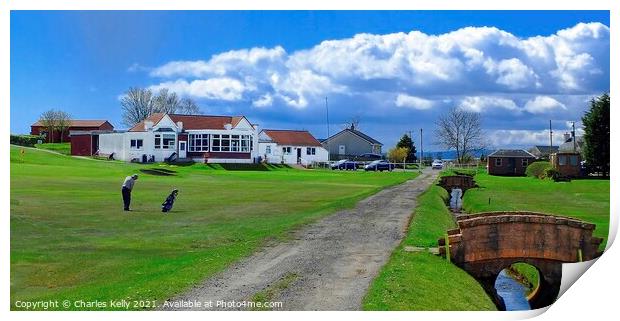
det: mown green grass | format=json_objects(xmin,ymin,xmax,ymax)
[
  {"xmin": 34, "ymin": 142, "xmax": 71, "ymax": 155},
  {"xmin": 10, "ymin": 146, "xmax": 417, "ymax": 310},
  {"xmin": 508, "ymin": 263, "xmax": 540, "ymax": 296},
  {"xmin": 363, "ymin": 184, "xmax": 497, "ymax": 311},
  {"xmin": 463, "ymin": 172, "xmax": 610, "ymax": 247}
]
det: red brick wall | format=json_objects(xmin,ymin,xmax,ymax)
[
  {"xmin": 487, "ymin": 156, "xmax": 533, "ymax": 176},
  {"xmin": 188, "ymin": 151, "xmax": 251, "ymax": 160},
  {"xmin": 70, "ymin": 135, "xmax": 92, "ymax": 156}
]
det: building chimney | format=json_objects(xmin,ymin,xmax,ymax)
[
  {"xmin": 144, "ymin": 121, "xmax": 153, "ymax": 131},
  {"xmin": 563, "ymin": 132, "xmax": 571, "ymax": 142},
  {"xmin": 176, "ymin": 121, "xmax": 183, "ymax": 131}
]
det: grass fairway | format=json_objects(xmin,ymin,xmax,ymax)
[
  {"xmin": 463, "ymin": 172, "xmax": 610, "ymax": 247},
  {"xmin": 363, "ymin": 185, "xmax": 496, "ymax": 311},
  {"xmin": 10, "ymin": 146, "xmax": 417, "ymax": 310}
]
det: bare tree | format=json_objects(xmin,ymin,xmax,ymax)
[
  {"xmin": 56, "ymin": 110, "xmax": 72, "ymax": 143},
  {"xmin": 153, "ymin": 88, "xmax": 181, "ymax": 114},
  {"xmin": 434, "ymin": 107, "xmax": 485, "ymax": 164},
  {"xmin": 39, "ymin": 109, "xmax": 59, "ymax": 143},
  {"xmin": 120, "ymin": 87, "xmax": 155, "ymax": 127},
  {"xmin": 179, "ymin": 97, "xmax": 200, "ymax": 115},
  {"xmin": 121, "ymin": 87, "xmax": 201, "ymax": 127}
]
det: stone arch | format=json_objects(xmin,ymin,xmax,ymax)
[{"xmin": 438, "ymin": 212, "xmax": 603, "ymax": 310}]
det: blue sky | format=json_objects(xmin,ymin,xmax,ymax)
[{"xmin": 11, "ymin": 11, "xmax": 609, "ymax": 149}]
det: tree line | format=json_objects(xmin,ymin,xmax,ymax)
[{"xmin": 36, "ymin": 87, "xmax": 202, "ymax": 143}]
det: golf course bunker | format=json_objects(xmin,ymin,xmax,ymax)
[{"xmin": 139, "ymin": 168, "xmax": 177, "ymax": 176}]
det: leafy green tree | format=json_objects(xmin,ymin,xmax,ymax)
[
  {"xmin": 582, "ymin": 93, "xmax": 610, "ymax": 177},
  {"xmin": 396, "ymin": 134, "xmax": 417, "ymax": 162}
]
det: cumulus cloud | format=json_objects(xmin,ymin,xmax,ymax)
[
  {"xmin": 395, "ymin": 94, "xmax": 434, "ymax": 110},
  {"xmin": 149, "ymin": 78, "xmax": 245, "ymax": 101},
  {"xmin": 459, "ymin": 96, "xmax": 519, "ymax": 113},
  {"xmin": 524, "ymin": 96, "xmax": 566, "ymax": 114},
  {"xmin": 135, "ymin": 22, "xmax": 608, "ymax": 147},
  {"xmin": 487, "ymin": 129, "xmax": 565, "ymax": 147},
  {"xmin": 144, "ymin": 22, "xmax": 608, "ymax": 109}
]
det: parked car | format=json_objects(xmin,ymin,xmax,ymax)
[
  {"xmin": 354, "ymin": 153, "xmax": 383, "ymax": 162},
  {"xmin": 431, "ymin": 159, "xmax": 444, "ymax": 170},
  {"xmin": 331, "ymin": 159, "xmax": 357, "ymax": 170},
  {"xmin": 364, "ymin": 160, "xmax": 395, "ymax": 172}
]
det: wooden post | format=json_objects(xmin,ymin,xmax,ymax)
[
  {"xmin": 444, "ymin": 234, "xmax": 450, "ymax": 262},
  {"xmin": 578, "ymin": 249, "xmax": 583, "ymax": 262}
]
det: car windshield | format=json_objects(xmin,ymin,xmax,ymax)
[
  {"xmin": 369, "ymin": 160, "xmax": 381, "ymax": 165},
  {"xmin": 337, "ymin": 160, "xmax": 347, "ymax": 164}
]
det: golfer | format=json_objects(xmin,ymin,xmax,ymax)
[{"xmin": 121, "ymin": 174, "xmax": 139, "ymax": 211}]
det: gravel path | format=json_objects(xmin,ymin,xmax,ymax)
[{"xmin": 163, "ymin": 168, "xmax": 439, "ymax": 311}]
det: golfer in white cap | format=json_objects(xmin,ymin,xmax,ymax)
[{"xmin": 121, "ymin": 174, "xmax": 139, "ymax": 211}]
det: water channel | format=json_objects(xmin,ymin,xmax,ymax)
[{"xmin": 494, "ymin": 269, "xmax": 531, "ymax": 311}]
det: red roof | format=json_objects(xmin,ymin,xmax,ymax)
[
  {"xmin": 31, "ymin": 120, "xmax": 112, "ymax": 128},
  {"xmin": 262, "ymin": 129, "xmax": 322, "ymax": 147},
  {"xmin": 128, "ymin": 113, "xmax": 248, "ymax": 132}
]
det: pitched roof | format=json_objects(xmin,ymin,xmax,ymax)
[
  {"xmin": 32, "ymin": 119, "xmax": 112, "ymax": 128},
  {"xmin": 128, "ymin": 113, "xmax": 248, "ymax": 132},
  {"xmin": 324, "ymin": 128, "xmax": 383, "ymax": 145},
  {"xmin": 488, "ymin": 149, "xmax": 536, "ymax": 158},
  {"xmin": 262, "ymin": 129, "xmax": 322, "ymax": 147},
  {"xmin": 533, "ymin": 145, "xmax": 559, "ymax": 154},
  {"xmin": 128, "ymin": 113, "xmax": 167, "ymax": 132}
]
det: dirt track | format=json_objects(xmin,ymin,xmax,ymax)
[{"xmin": 163, "ymin": 169, "xmax": 439, "ymax": 311}]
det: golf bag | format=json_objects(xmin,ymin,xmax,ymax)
[{"xmin": 161, "ymin": 190, "xmax": 178, "ymax": 213}]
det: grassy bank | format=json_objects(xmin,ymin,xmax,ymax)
[
  {"xmin": 463, "ymin": 172, "xmax": 610, "ymax": 247},
  {"xmin": 10, "ymin": 146, "xmax": 417, "ymax": 310},
  {"xmin": 508, "ymin": 263, "xmax": 540, "ymax": 296},
  {"xmin": 363, "ymin": 184, "xmax": 496, "ymax": 311},
  {"xmin": 34, "ymin": 142, "xmax": 71, "ymax": 155}
]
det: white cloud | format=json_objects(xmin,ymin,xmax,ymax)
[
  {"xmin": 395, "ymin": 94, "xmax": 434, "ymax": 110},
  {"xmin": 459, "ymin": 96, "xmax": 519, "ymax": 113},
  {"xmin": 524, "ymin": 96, "xmax": 566, "ymax": 114},
  {"xmin": 144, "ymin": 22, "xmax": 608, "ymax": 108},
  {"xmin": 252, "ymin": 94, "xmax": 273, "ymax": 108},
  {"xmin": 149, "ymin": 78, "xmax": 245, "ymax": 101},
  {"xmin": 488, "ymin": 129, "xmax": 566, "ymax": 147}
]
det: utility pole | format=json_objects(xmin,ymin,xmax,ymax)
[
  {"xmin": 572, "ymin": 121, "xmax": 576, "ymax": 152},
  {"xmin": 549, "ymin": 120, "xmax": 553, "ymax": 152},
  {"xmin": 420, "ymin": 128, "xmax": 423, "ymax": 172},
  {"xmin": 325, "ymin": 97, "xmax": 330, "ymax": 163}
]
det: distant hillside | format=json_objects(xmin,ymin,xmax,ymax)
[{"xmin": 416, "ymin": 149, "xmax": 494, "ymax": 161}]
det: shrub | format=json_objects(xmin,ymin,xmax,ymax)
[
  {"xmin": 525, "ymin": 161, "xmax": 551, "ymax": 179},
  {"xmin": 545, "ymin": 167, "xmax": 560, "ymax": 181},
  {"xmin": 10, "ymin": 134, "xmax": 41, "ymax": 147}
]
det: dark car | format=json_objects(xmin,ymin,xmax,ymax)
[
  {"xmin": 364, "ymin": 160, "xmax": 395, "ymax": 172},
  {"xmin": 354, "ymin": 153, "xmax": 383, "ymax": 162},
  {"xmin": 331, "ymin": 159, "xmax": 358, "ymax": 170}
]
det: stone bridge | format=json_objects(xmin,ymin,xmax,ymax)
[
  {"xmin": 438, "ymin": 211, "xmax": 603, "ymax": 310},
  {"xmin": 438, "ymin": 175, "xmax": 477, "ymax": 195}
]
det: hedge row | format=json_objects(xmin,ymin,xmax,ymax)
[{"xmin": 10, "ymin": 134, "xmax": 42, "ymax": 147}]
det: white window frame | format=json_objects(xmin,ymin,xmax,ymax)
[
  {"xmin": 161, "ymin": 134, "xmax": 176, "ymax": 150},
  {"xmin": 306, "ymin": 147, "xmax": 316, "ymax": 155},
  {"xmin": 266, "ymin": 145, "xmax": 271, "ymax": 154},
  {"xmin": 283, "ymin": 147, "xmax": 292, "ymax": 155},
  {"xmin": 130, "ymin": 139, "xmax": 143, "ymax": 150},
  {"xmin": 522, "ymin": 158, "xmax": 528, "ymax": 167},
  {"xmin": 495, "ymin": 158, "xmax": 502, "ymax": 166},
  {"xmin": 189, "ymin": 133, "xmax": 210, "ymax": 152}
]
